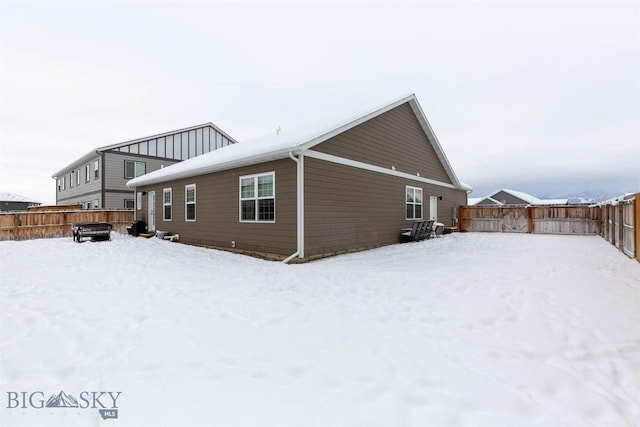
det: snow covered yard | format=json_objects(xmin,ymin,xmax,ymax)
[{"xmin": 1, "ymin": 232, "xmax": 639, "ymax": 427}]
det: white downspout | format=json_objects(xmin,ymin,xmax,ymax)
[{"xmin": 284, "ymin": 151, "xmax": 304, "ymax": 263}]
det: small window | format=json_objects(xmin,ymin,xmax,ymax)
[
  {"xmin": 62, "ymin": 177, "xmax": 66, "ymax": 190},
  {"xmin": 163, "ymin": 188, "xmax": 172, "ymax": 221},
  {"xmin": 185, "ymin": 184, "xmax": 196, "ymax": 221},
  {"xmin": 93, "ymin": 199, "xmax": 99, "ymax": 209},
  {"xmin": 125, "ymin": 160, "xmax": 146, "ymax": 179},
  {"xmin": 137, "ymin": 192, "xmax": 142, "ymax": 210},
  {"xmin": 70, "ymin": 173, "xmax": 74, "ymax": 188},
  {"xmin": 240, "ymin": 172, "xmax": 275, "ymax": 222},
  {"xmin": 85, "ymin": 165, "xmax": 90, "ymax": 182},
  {"xmin": 94, "ymin": 160, "xmax": 99, "ymax": 180},
  {"xmin": 406, "ymin": 186, "xmax": 423, "ymax": 220},
  {"xmin": 57, "ymin": 179, "xmax": 61, "ymax": 192},
  {"xmin": 76, "ymin": 169, "xmax": 81, "ymax": 186},
  {"xmin": 124, "ymin": 199, "xmax": 135, "ymax": 209},
  {"xmin": 85, "ymin": 201, "xmax": 91, "ymax": 210}
]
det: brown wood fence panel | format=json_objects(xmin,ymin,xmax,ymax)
[
  {"xmin": 460, "ymin": 205, "xmax": 601, "ymax": 235},
  {"xmin": 0, "ymin": 210, "xmax": 134, "ymax": 241}
]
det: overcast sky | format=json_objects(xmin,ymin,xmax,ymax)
[{"xmin": 1, "ymin": 0, "xmax": 638, "ymax": 205}]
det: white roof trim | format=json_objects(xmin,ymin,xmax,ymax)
[{"xmin": 128, "ymin": 94, "xmax": 471, "ymax": 191}]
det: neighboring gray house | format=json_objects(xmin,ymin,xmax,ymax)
[
  {"xmin": 0, "ymin": 192, "xmax": 41, "ymax": 211},
  {"xmin": 128, "ymin": 94, "xmax": 471, "ymax": 261},
  {"xmin": 469, "ymin": 189, "xmax": 568, "ymax": 206},
  {"xmin": 52, "ymin": 123, "xmax": 236, "ymax": 209}
]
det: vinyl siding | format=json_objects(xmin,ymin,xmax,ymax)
[
  {"xmin": 55, "ymin": 156, "xmax": 102, "ymax": 203},
  {"xmin": 104, "ymin": 151, "xmax": 179, "ymax": 193},
  {"xmin": 304, "ymin": 157, "xmax": 466, "ymax": 257},
  {"xmin": 313, "ymin": 103, "xmax": 453, "ymax": 185},
  {"xmin": 137, "ymin": 159, "xmax": 296, "ymax": 256}
]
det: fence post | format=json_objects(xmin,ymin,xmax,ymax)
[{"xmin": 527, "ymin": 206, "xmax": 534, "ymax": 234}]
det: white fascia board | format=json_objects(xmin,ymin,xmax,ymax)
[
  {"xmin": 407, "ymin": 97, "xmax": 465, "ymax": 190},
  {"xmin": 127, "ymin": 147, "xmax": 295, "ymax": 188},
  {"xmin": 298, "ymin": 94, "xmax": 416, "ymax": 152},
  {"xmin": 304, "ymin": 150, "xmax": 460, "ymax": 190},
  {"xmin": 51, "ymin": 150, "xmax": 101, "ymax": 178}
]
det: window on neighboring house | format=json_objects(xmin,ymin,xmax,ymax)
[
  {"xmin": 85, "ymin": 201, "xmax": 91, "ymax": 210},
  {"xmin": 76, "ymin": 169, "xmax": 80, "ymax": 186},
  {"xmin": 406, "ymin": 186, "xmax": 423, "ymax": 220},
  {"xmin": 57, "ymin": 179, "xmax": 61, "ymax": 192},
  {"xmin": 94, "ymin": 160, "xmax": 99, "ymax": 180},
  {"xmin": 124, "ymin": 199, "xmax": 135, "ymax": 209},
  {"xmin": 185, "ymin": 184, "xmax": 196, "ymax": 221},
  {"xmin": 85, "ymin": 165, "xmax": 90, "ymax": 182},
  {"xmin": 93, "ymin": 199, "xmax": 99, "ymax": 209},
  {"xmin": 163, "ymin": 188, "xmax": 172, "ymax": 221},
  {"xmin": 137, "ymin": 192, "xmax": 142, "ymax": 210},
  {"xmin": 70, "ymin": 173, "xmax": 74, "ymax": 188},
  {"xmin": 240, "ymin": 172, "xmax": 275, "ymax": 222},
  {"xmin": 62, "ymin": 177, "xmax": 66, "ymax": 190},
  {"xmin": 125, "ymin": 160, "xmax": 146, "ymax": 179}
]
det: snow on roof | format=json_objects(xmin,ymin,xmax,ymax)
[
  {"xmin": 489, "ymin": 189, "xmax": 568, "ymax": 205},
  {"xmin": 128, "ymin": 94, "xmax": 471, "ymax": 190},
  {"xmin": 0, "ymin": 192, "xmax": 40, "ymax": 203}
]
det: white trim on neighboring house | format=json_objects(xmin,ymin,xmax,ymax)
[
  {"xmin": 185, "ymin": 184, "xmax": 196, "ymax": 222},
  {"xmin": 239, "ymin": 171, "xmax": 276, "ymax": 223}
]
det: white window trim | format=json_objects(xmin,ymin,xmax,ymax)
[
  {"xmin": 94, "ymin": 160, "xmax": 99, "ymax": 180},
  {"xmin": 85, "ymin": 165, "xmax": 90, "ymax": 182},
  {"xmin": 70, "ymin": 173, "xmax": 74, "ymax": 188},
  {"xmin": 239, "ymin": 171, "xmax": 276, "ymax": 223},
  {"xmin": 163, "ymin": 188, "xmax": 172, "ymax": 221},
  {"xmin": 136, "ymin": 192, "xmax": 142, "ymax": 210},
  {"xmin": 406, "ymin": 185, "xmax": 423, "ymax": 220},
  {"xmin": 185, "ymin": 184, "xmax": 196, "ymax": 222},
  {"xmin": 125, "ymin": 160, "xmax": 146, "ymax": 179},
  {"xmin": 76, "ymin": 169, "xmax": 81, "ymax": 186}
]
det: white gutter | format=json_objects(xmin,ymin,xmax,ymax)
[{"xmin": 283, "ymin": 150, "xmax": 305, "ymax": 263}]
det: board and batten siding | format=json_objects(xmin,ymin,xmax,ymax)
[
  {"xmin": 136, "ymin": 159, "xmax": 297, "ymax": 256},
  {"xmin": 313, "ymin": 103, "xmax": 453, "ymax": 185},
  {"xmin": 303, "ymin": 157, "xmax": 467, "ymax": 258}
]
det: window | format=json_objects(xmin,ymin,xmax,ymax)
[
  {"xmin": 70, "ymin": 173, "xmax": 74, "ymax": 188},
  {"xmin": 125, "ymin": 160, "xmax": 146, "ymax": 179},
  {"xmin": 93, "ymin": 199, "xmax": 99, "ymax": 208},
  {"xmin": 163, "ymin": 188, "xmax": 172, "ymax": 221},
  {"xmin": 240, "ymin": 172, "xmax": 275, "ymax": 222},
  {"xmin": 137, "ymin": 192, "xmax": 142, "ymax": 210},
  {"xmin": 85, "ymin": 201, "xmax": 91, "ymax": 210},
  {"xmin": 62, "ymin": 177, "xmax": 66, "ymax": 190},
  {"xmin": 57, "ymin": 179, "xmax": 61, "ymax": 192},
  {"xmin": 94, "ymin": 160, "xmax": 99, "ymax": 180},
  {"xmin": 124, "ymin": 199, "xmax": 135, "ymax": 209},
  {"xmin": 406, "ymin": 186, "xmax": 423, "ymax": 220},
  {"xmin": 76, "ymin": 169, "xmax": 80, "ymax": 186},
  {"xmin": 85, "ymin": 165, "xmax": 90, "ymax": 182},
  {"xmin": 185, "ymin": 184, "xmax": 196, "ymax": 221}
]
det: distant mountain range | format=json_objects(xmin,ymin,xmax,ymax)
[{"xmin": 540, "ymin": 191, "xmax": 625, "ymax": 204}]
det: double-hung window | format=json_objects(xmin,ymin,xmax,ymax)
[
  {"xmin": 185, "ymin": 184, "xmax": 196, "ymax": 221},
  {"xmin": 94, "ymin": 160, "xmax": 99, "ymax": 180},
  {"xmin": 70, "ymin": 173, "xmax": 74, "ymax": 188},
  {"xmin": 240, "ymin": 172, "xmax": 275, "ymax": 222},
  {"xmin": 406, "ymin": 186, "xmax": 423, "ymax": 220},
  {"xmin": 85, "ymin": 165, "xmax": 90, "ymax": 182},
  {"xmin": 163, "ymin": 188, "xmax": 172, "ymax": 221},
  {"xmin": 76, "ymin": 169, "xmax": 81, "ymax": 186},
  {"xmin": 125, "ymin": 160, "xmax": 146, "ymax": 179}
]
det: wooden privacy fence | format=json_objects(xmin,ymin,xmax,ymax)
[
  {"xmin": 0, "ymin": 209, "xmax": 134, "ymax": 241},
  {"xmin": 460, "ymin": 205, "xmax": 601, "ymax": 235},
  {"xmin": 460, "ymin": 195, "xmax": 639, "ymax": 262},
  {"xmin": 600, "ymin": 194, "xmax": 638, "ymax": 261}
]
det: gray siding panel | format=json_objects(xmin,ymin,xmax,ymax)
[
  {"xmin": 55, "ymin": 156, "xmax": 102, "ymax": 204},
  {"xmin": 491, "ymin": 191, "xmax": 527, "ymax": 205},
  {"xmin": 137, "ymin": 159, "xmax": 297, "ymax": 256},
  {"xmin": 304, "ymin": 158, "xmax": 466, "ymax": 257},
  {"xmin": 314, "ymin": 103, "xmax": 453, "ymax": 185}
]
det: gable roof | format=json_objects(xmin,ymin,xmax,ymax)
[
  {"xmin": 484, "ymin": 189, "xmax": 568, "ymax": 205},
  {"xmin": 0, "ymin": 192, "xmax": 40, "ymax": 204},
  {"xmin": 52, "ymin": 122, "xmax": 236, "ymax": 178},
  {"xmin": 128, "ymin": 94, "xmax": 470, "ymax": 190}
]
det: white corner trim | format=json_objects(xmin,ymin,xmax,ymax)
[{"xmin": 304, "ymin": 150, "xmax": 460, "ymax": 190}]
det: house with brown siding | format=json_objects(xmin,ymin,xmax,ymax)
[{"xmin": 127, "ymin": 94, "xmax": 471, "ymax": 261}]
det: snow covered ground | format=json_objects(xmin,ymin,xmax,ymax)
[{"xmin": 1, "ymin": 232, "xmax": 639, "ymax": 427}]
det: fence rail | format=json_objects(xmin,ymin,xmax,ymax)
[{"xmin": 0, "ymin": 210, "xmax": 134, "ymax": 241}]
